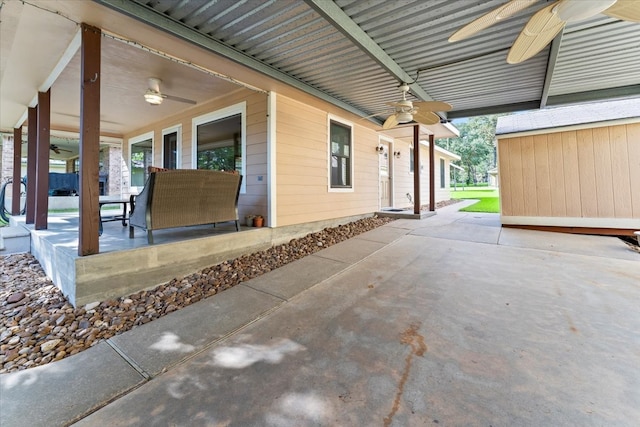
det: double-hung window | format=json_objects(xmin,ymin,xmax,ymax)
[{"xmin": 330, "ymin": 120, "xmax": 352, "ymax": 189}]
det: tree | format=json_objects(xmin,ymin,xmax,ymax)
[{"xmin": 438, "ymin": 115, "xmax": 501, "ymax": 185}]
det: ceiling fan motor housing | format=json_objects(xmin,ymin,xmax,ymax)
[{"xmin": 396, "ymin": 112, "xmax": 414, "ymax": 123}]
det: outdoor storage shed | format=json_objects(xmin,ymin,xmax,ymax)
[{"xmin": 496, "ymin": 98, "xmax": 640, "ymax": 235}]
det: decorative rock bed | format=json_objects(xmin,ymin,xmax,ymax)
[{"xmin": 0, "ymin": 216, "xmax": 395, "ymax": 373}]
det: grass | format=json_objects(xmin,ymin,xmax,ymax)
[
  {"xmin": 48, "ymin": 205, "xmax": 121, "ymax": 213},
  {"xmin": 450, "ymin": 188, "xmax": 500, "ymax": 213}
]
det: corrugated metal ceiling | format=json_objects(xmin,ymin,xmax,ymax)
[{"xmin": 110, "ymin": 0, "xmax": 640, "ymax": 119}]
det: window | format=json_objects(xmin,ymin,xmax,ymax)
[
  {"xmin": 409, "ymin": 147, "xmax": 414, "ymax": 173},
  {"xmin": 197, "ymin": 114, "xmax": 241, "ymax": 172},
  {"xmin": 330, "ymin": 120, "xmax": 352, "ymax": 189},
  {"xmin": 162, "ymin": 126, "xmax": 181, "ymax": 169},
  {"xmin": 440, "ymin": 158, "xmax": 446, "ymax": 188},
  {"xmin": 129, "ymin": 132, "xmax": 153, "ymax": 191},
  {"xmin": 192, "ymin": 103, "xmax": 246, "ymax": 192}
]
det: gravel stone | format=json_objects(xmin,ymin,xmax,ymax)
[{"xmin": 0, "ymin": 215, "xmax": 395, "ymax": 373}]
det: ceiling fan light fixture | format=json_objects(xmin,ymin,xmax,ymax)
[
  {"xmin": 396, "ymin": 112, "xmax": 413, "ymax": 123},
  {"xmin": 553, "ymin": 0, "xmax": 617, "ymax": 21},
  {"xmin": 144, "ymin": 90, "xmax": 163, "ymax": 105}
]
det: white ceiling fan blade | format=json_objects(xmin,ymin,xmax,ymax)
[
  {"xmin": 507, "ymin": 2, "xmax": 566, "ymax": 64},
  {"xmin": 382, "ymin": 114, "xmax": 399, "ymax": 129},
  {"xmin": 603, "ymin": 0, "xmax": 640, "ymax": 22},
  {"xmin": 413, "ymin": 110, "xmax": 441, "ymax": 126},
  {"xmin": 361, "ymin": 109, "xmax": 394, "ymax": 119},
  {"xmin": 163, "ymin": 94, "xmax": 197, "ymax": 105},
  {"xmin": 413, "ymin": 101, "xmax": 453, "ymax": 112},
  {"xmin": 449, "ymin": 0, "xmax": 539, "ymax": 42}
]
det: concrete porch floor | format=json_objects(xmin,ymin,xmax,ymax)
[{"xmin": 2, "ymin": 203, "xmax": 638, "ymax": 426}]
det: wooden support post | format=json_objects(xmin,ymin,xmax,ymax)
[
  {"xmin": 429, "ymin": 133, "xmax": 435, "ymax": 212},
  {"xmin": 25, "ymin": 107, "xmax": 37, "ymax": 224},
  {"xmin": 78, "ymin": 23, "xmax": 102, "ymax": 256},
  {"xmin": 413, "ymin": 124, "xmax": 420, "ymax": 214},
  {"xmin": 35, "ymin": 90, "xmax": 50, "ymax": 230},
  {"xmin": 12, "ymin": 127, "xmax": 22, "ymax": 215}
]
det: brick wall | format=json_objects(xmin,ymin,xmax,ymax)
[{"xmin": 1, "ymin": 135, "xmax": 14, "ymax": 183}]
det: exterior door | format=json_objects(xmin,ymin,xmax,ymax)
[{"xmin": 379, "ymin": 143, "xmax": 391, "ymax": 208}]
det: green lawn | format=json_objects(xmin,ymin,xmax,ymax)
[{"xmin": 450, "ymin": 188, "xmax": 500, "ymax": 213}]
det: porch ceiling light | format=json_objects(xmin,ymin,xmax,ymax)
[
  {"xmin": 396, "ymin": 111, "xmax": 413, "ymax": 123},
  {"xmin": 144, "ymin": 90, "xmax": 163, "ymax": 105}
]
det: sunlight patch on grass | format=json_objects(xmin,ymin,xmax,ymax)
[
  {"xmin": 451, "ymin": 188, "xmax": 500, "ymax": 213},
  {"xmin": 459, "ymin": 198, "xmax": 500, "ymax": 213}
]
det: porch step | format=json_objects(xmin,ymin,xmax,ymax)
[
  {"xmin": 0, "ymin": 226, "xmax": 31, "ymax": 255},
  {"xmin": 376, "ymin": 210, "xmax": 437, "ymax": 220}
]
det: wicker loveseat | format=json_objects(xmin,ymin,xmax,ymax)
[{"xmin": 129, "ymin": 169, "xmax": 242, "ymax": 244}]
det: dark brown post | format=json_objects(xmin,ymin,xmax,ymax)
[
  {"xmin": 429, "ymin": 133, "xmax": 435, "ymax": 212},
  {"xmin": 413, "ymin": 124, "xmax": 420, "ymax": 214},
  {"xmin": 25, "ymin": 107, "xmax": 37, "ymax": 224},
  {"xmin": 78, "ymin": 23, "xmax": 101, "ymax": 256},
  {"xmin": 35, "ymin": 90, "xmax": 50, "ymax": 230},
  {"xmin": 12, "ymin": 127, "xmax": 22, "ymax": 215}
]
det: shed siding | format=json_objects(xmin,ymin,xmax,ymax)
[
  {"xmin": 498, "ymin": 122, "xmax": 640, "ymax": 229},
  {"xmin": 628, "ymin": 123, "xmax": 640, "ymax": 217}
]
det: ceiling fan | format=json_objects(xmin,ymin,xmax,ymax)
[
  {"xmin": 143, "ymin": 77, "xmax": 197, "ymax": 106},
  {"xmin": 21, "ymin": 140, "xmax": 74, "ymax": 154},
  {"xmin": 377, "ymin": 84, "xmax": 452, "ymax": 130},
  {"xmin": 50, "ymin": 144, "xmax": 72, "ymax": 154},
  {"xmin": 449, "ymin": 0, "xmax": 640, "ymax": 64}
]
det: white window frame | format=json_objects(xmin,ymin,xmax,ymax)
[
  {"xmin": 327, "ymin": 114, "xmax": 354, "ymax": 192},
  {"xmin": 192, "ymin": 102, "xmax": 247, "ymax": 193},
  {"xmin": 128, "ymin": 131, "xmax": 154, "ymax": 194},
  {"xmin": 161, "ymin": 124, "xmax": 182, "ymax": 169}
]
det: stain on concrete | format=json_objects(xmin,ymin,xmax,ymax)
[{"xmin": 383, "ymin": 323, "xmax": 427, "ymax": 427}]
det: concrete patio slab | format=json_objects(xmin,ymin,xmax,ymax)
[
  {"xmin": 499, "ymin": 227, "xmax": 639, "ymax": 260},
  {"xmin": 311, "ymin": 236, "xmax": 387, "ymax": 264},
  {"xmin": 75, "ymin": 231, "xmax": 640, "ymax": 426},
  {"xmin": 352, "ymin": 223, "xmax": 411, "ymax": 244},
  {"xmin": 107, "ymin": 284, "xmax": 284, "ymax": 377},
  {"xmin": 242, "ymin": 254, "xmax": 350, "ymax": 300},
  {"xmin": 410, "ymin": 221, "xmax": 502, "ymax": 244},
  {"xmin": 456, "ymin": 211, "xmax": 503, "ymax": 227},
  {"xmin": 3, "ymin": 209, "xmax": 640, "ymax": 427},
  {"xmin": 0, "ymin": 342, "xmax": 145, "ymax": 427}
]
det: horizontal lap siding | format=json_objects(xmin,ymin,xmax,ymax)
[
  {"xmin": 498, "ymin": 122, "xmax": 640, "ymax": 222},
  {"xmin": 122, "ymin": 89, "xmax": 268, "ymax": 220},
  {"xmin": 276, "ymin": 95, "xmax": 378, "ymax": 226},
  {"xmin": 392, "ymin": 140, "xmax": 412, "ymax": 208},
  {"xmin": 242, "ymin": 93, "xmax": 268, "ymax": 219},
  {"xmin": 391, "ymin": 142, "xmax": 450, "ymax": 209}
]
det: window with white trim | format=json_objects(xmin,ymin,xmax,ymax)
[
  {"xmin": 129, "ymin": 132, "xmax": 153, "ymax": 192},
  {"xmin": 192, "ymin": 103, "xmax": 246, "ymax": 192},
  {"xmin": 330, "ymin": 120, "xmax": 352, "ymax": 189},
  {"xmin": 162, "ymin": 125, "xmax": 181, "ymax": 169}
]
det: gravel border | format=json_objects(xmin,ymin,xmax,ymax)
[{"xmin": 0, "ymin": 216, "xmax": 396, "ymax": 374}]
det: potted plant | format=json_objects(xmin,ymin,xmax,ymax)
[{"xmin": 253, "ymin": 215, "xmax": 264, "ymax": 227}]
